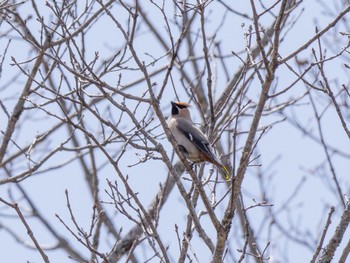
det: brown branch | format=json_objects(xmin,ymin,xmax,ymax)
[
  {"xmin": 318, "ymin": 200, "xmax": 350, "ymax": 263},
  {"xmin": 339, "ymin": 238, "xmax": 350, "ymax": 263},
  {"xmin": 0, "ymin": 50, "xmax": 45, "ymax": 164},
  {"xmin": 212, "ymin": 1, "xmax": 288, "ymax": 261},
  {"xmin": 280, "ymin": 4, "xmax": 350, "ymax": 64},
  {"xmin": 106, "ymin": 169, "xmax": 177, "ymax": 262},
  {"xmin": 310, "ymin": 206, "xmax": 335, "ymax": 263},
  {"xmin": 0, "ymin": 198, "xmax": 50, "ymax": 263}
]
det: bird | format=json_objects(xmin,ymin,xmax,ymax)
[{"xmin": 168, "ymin": 101, "xmax": 229, "ymax": 180}]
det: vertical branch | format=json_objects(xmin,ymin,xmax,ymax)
[
  {"xmin": 212, "ymin": 1, "xmax": 288, "ymax": 261},
  {"xmin": 310, "ymin": 206, "xmax": 335, "ymax": 263},
  {"xmin": 318, "ymin": 200, "xmax": 350, "ymax": 263},
  {"xmin": 198, "ymin": 2, "xmax": 215, "ymax": 129},
  {"xmin": 0, "ymin": 51, "xmax": 45, "ymax": 164}
]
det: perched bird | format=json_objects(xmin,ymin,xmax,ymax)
[{"xmin": 168, "ymin": 101, "xmax": 229, "ymax": 179}]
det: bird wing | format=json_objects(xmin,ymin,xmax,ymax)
[
  {"xmin": 176, "ymin": 119, "xmax": 219, "ymax": 164},
  {"xmin": 175, "ymin": 119, "xmax": 230, "ymax": 180}
]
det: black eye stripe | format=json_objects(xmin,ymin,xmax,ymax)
[{"xmin": 171, "ymin": 104, "xmax": 179, "ymax": 115}]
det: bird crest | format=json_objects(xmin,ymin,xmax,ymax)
[{"xmin": 174, "ymin": 101, "xmax": 190, "ymax": 109}]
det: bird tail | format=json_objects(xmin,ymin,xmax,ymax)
[{"xmin": 217, "ymin": 164, "xmax": 230, "ymax": 180}]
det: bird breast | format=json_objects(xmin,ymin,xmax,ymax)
[{"xmin": 168, "ymin": 118, "xmax": 202, "ymax": 162}]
